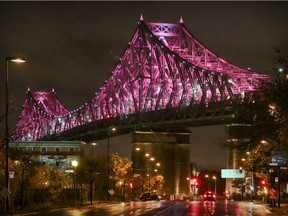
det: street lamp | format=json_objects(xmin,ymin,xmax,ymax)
[
  {"xmin": 153, "ymin": 169, "xmax": 158, "ymax": 193},
  {"xmin": 5, "ymin": 56, "xmax": 26, "ymax": 212},
  {"xmin": 212, "ymin": 176, "xmax": 217, "ymax": 195},
  {"xmin": 133, "ymin": 147, "xmax": 141, "ymax": 173},
  {"xmin": 132, "ymin": 147, "xmax": 141, "ymax": 199},
  {"xmin": 205, "ymin": 174, "xmax": 210, "ymax": 190},
  {"xmin": 107, "ymin": 126, "xmax": 116, "ymax": 200},
  {"xmin": 154, "ymin": 163, "xmax": 160, "ymax": 193},
  {"xmin": 119, "ymin": 181, "xmax": 125, "ymax": 202},
  {"xmin": 148, "ymin": 157, "xmax": 154, "ymax": 192},
  {"xmin": 91, "ymin": 142, "xmax": 97, "ymax": 158},
  {"xmin": 71, "ymin": 160, "xmax": 78, "ymax": 205}
]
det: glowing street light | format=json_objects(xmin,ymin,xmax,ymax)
[
  {"xmin": 71, "ymin": 160, "xmax": 78, "ymax": 205},
  {"xmin": 5, "ymin": 56, "xmax": 26, "ymax": 212},
  {"xmin": 261, "ymin": 140, "xmax": 268, "ymax": 145}
]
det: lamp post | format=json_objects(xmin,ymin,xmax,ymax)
[
  {"xmin": 155, "ymin": 163, "xmax": 160, "ymax": 193},
  {"xmin": 91, "ymin": 142, "xmax": 97, "ymax": 158},
  {"xmin": 148, "ymin": 157, "xmax": 154, "ymax": 192},
  {"xmin": 5, "ymin": 57, "xmax": 26, "ymax": 212},
  {"xmin": 107, "ymin": 127, "xmax": 116, "ymax": 201},
  {"xmin": 119, "ymin": 181, "xmax": 126, "ymax": 202},
  {"xmin": 205, "ymin": 174, "xmax": 210, "ymax": 190},
  {"xmin": 132, "ymin": 147, "xmax": 141, "ymax": 199},
  {"xmin": 72, "ymin": 160, "xmax": 78, "ymax": 205},
  {"xmin": 153, "ymin": 169, "xmax": 158, "ymax": 192},
  {"xmin": 133, "ymin": 147, "xmax": 141, "ymax": 176},
  {"xmin": 212, "ymin": 176, "xmax": 217, "ymax": 195}
]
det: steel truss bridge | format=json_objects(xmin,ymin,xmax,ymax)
[{"xmin": 12, "ymin": 16, "xmax": 270, "ymax": 142}]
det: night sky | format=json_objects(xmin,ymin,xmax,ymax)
[{"xmin": 1, "ymin": 1, "xmax": 288, "ymax": 170}]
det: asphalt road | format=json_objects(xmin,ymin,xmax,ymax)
[{"xmin": 18, "ymin": 200, "xmax": 287, "ymax": 216}]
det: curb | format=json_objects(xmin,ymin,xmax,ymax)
[{"xmin": 12, "ymin": 202, "xmax": 129, "ymax": 216}]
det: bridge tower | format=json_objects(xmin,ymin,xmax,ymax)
[
  {"xmin": 226, "ymin": 123, "xmax": 252, "ymax": 194},
  {"xmin": 132, "ymin": 130, "xmax": 190, "ymax": 198}
]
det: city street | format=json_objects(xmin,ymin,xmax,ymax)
[{"xmin": 26, "ymin": 200, "xmax": 287, "ymax": 216}]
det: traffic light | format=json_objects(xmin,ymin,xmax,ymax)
[
  {"xmin": 261, "ymin": 180, "xmax": 266, "ymax": 185},
  {"xmin": 191, "ymin": 178, "xmax": 198, "ymax": 186},
  {"xmin": 239, "ymin": 166, "xmax": 243, "ymax": 173}
]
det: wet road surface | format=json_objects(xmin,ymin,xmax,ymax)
[{"xmin": 29, "ymin": 200, "xmax": 285, "ymax": 216}]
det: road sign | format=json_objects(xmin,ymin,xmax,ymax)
[
  {"xmin": 272, "ymin": 155, "xmax": 287, "ymax": 164},
  {"xmin": 108, "ymin": 189, "xmax": 115, "ymax": 196},
  {"xmin": 272, "ymin": 151, "xmax": 287, "ymax": 164},
  {"xmin": 269, "ymin": 163, "xmax": 279, "ymax": 166},
  {"xmin": 221, "ymin": 169, "xmax": 245, "ymax": 178}
]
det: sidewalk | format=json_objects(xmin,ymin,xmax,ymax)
[
  {"xmin": 264, "ymin": 202, "xmax": 288, "ymax": 215},
  {"xmin": 12, "ymin": 201, "xmax": 120, "ymax": 216}
]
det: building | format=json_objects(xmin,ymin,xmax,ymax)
[{"xmin": 9, "ymin": 141, "xmax": 85, "ymax": 170}]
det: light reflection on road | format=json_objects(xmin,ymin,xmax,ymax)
[
  {"xmin": 181, "ymin": 200, "xmax": 272, "ymax": 216},
  {"xmin": 203, "ymin": 201, "xmax": 216, "ymax": 215},
  {"xmin": 37, "ymin": 200, "xmax": 165, "ymax": 216}
]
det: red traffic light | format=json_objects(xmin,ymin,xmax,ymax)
[
  {"xmin": 191, "ymin": 177, "xmax": 198, "ymax": 186},
  {"xmin": 239, "ymin": 166, "xmax": 243, "ymax": 173},
  {"xmin": 261, "ymin": 180, "xmax": 266, "ymax": 185}
]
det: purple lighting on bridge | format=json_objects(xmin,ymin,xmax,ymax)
[{"xmin": 12, "ymin": 16, "xmax": 270, "ymax": 142}]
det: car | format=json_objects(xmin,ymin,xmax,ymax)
[
  {"xmin": 140, "ymin": 192, "xmax": 160, "ymax": 201},
  {"xmin": 203, "ymin": 191, "xmax": 216, "ymax": 201}
]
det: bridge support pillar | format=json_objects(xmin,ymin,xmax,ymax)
[
  {"xmin": 131, "ymin": 129, "xmax": 190, "ymax": 199},
  {"xmin": 225, "ymin": 123, "xmax": 252, "ymax": 195}
]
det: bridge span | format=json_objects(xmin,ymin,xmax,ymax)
[
  {"xmin": 12, "ymin": 16, "xmax": 269, "ymax": 142},
  {"xmin": 39, "ymin": 102, "xmax": 238, "ymax": 142}
]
